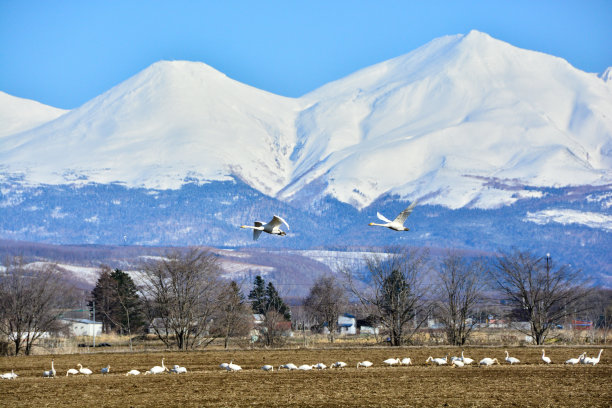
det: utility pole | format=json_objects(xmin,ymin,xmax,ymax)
[{"xmin": 92, "ymin": 300, "xmax": 96, "ymax": 348}]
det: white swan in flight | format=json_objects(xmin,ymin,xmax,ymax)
[
  {"xmin": 369, "ymin": 200, "xmax": 418, "ymax": 231},
  {"xmin": 504, "ymin": 351, "xmax": 520, "ymax": 365},
  {"xmin": 241, "ymin": 215, "xmax": 289, "ymax": 240}
]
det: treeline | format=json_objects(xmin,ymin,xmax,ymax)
[{"xmin": 1, "ymin": 247, "xmax": 611, "ymax": 355}]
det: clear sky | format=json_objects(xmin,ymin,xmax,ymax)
[{"xmin": 1, "ymin": 0, "xmax": 611, "ymax": 109}]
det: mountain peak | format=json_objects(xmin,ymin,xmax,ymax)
[{"xmin": 1, "ymin": 32, "xmax": 611, "ymax": 211}]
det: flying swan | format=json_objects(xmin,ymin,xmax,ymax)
[
  {"xmin": 369, "ymin": 200, "xmax": 418, "ymax": 231},
  {"xmin": 241, "ymin": 215, "xmax": 290, "ymax": 240}
]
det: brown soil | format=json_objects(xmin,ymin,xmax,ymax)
[{"xmin": 1, "ymin": 347, "xmax": 610, "ymax": 407}]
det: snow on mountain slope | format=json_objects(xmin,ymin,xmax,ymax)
[
  {"xmin": 281, "ymin": 31, "xmax": 612, "ymax": 208},
  {"xmin": 1, "ymin": 31, "xmax": 611, "ymax": 210},
  {"xmin": 0, "ymin": 61, "xmax": 300, "ymax": 194},
  {"xmin": 0, "ymin": 91, "xmax": 68, "ymax": 138}
]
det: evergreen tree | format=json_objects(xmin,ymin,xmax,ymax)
[
  {"xmin": 265, "ymin": 282, "xmax": 291, "ymax": 320},
  {"xmin": 90, "ymin": 267, "xmax": 144, "ymax": 336},
  {"xmin": 248, "ymin": 275, "xmax": 267, "ymax": 315},
  {"xmin": 110, "ymin": 269, "xmax": 145, "ymax": 335},
  {"xmin": 89, "ymin": 268, "xmax": 117, "ymax": 333},
  {"xmin": 248, "ymin": 276, "xmax": 290, "ymax": 320}
]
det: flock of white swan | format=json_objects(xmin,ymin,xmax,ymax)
[
  {"xmin": 241, "ymin": 200, "xmax": 419, "ymax": 240},
  {"xmin": 1, "ymin": 349, "xmax": 604, "ymax": 379}
]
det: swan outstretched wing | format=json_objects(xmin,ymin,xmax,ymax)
[
  {"xmin": 253, "ymin": 229, "xmax": 263, "ymax": 241},
  {"xmin": 269, "ymin": 215, "xmax": 289, "ymax": 230},
  {"xmin": 376, "ymin": 212, "xmax": 392, "ymax": 223},
  {"xmin": 393, "ymin": 200, "xmax": 418, "ymax": 225}
]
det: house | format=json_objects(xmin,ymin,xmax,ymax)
[
  {"xmin": 323, "ymin": 313, "xmax": 357, "ymax": 335},
  {"xmin": 338, "ymin": 313, "xmax": 357, "ymax": 335},
  {"xmin": 61, "ymin": 319, "xmax": 102, "ymax": 337}
]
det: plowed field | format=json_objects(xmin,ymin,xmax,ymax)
[{"xmin": 1, "ymin": 347, "xmax": 610, "ymax": 407}]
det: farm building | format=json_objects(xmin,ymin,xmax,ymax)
[{"xmin": 61, "ymin": 318, "xmax": 102, "ymax": 337}]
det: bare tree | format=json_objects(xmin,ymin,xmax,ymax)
[
  {"xmin": 342, "ymin": 248, "xmax": 432, "ymax": 346},
  {"xmin": 0, "ymin": 257, "xmax": 74, "ymax": 355},
  {"xmin": 490, "ymin": 249, "xmax": 588, "ymax": 345},
  {"xmin": 434, "ymin": 253, "xmax": 484, "ymax": 345},
  {"xmin": 304, "ymin": 275, "xmax": 347, "ymax": 343},
  {"xmin": 212, "ymin": 280, "xmax": 252, "ymax": 348},
  {"xmin": 138, "ymin": 249, "xmax": 222, "ymax": 350}
]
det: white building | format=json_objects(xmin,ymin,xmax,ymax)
[{"xmin": 62, "ymin": 319, "xmax": 102, "ymax": 337}]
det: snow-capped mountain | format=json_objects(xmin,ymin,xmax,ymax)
[
  {"xmin": 0, "ymin": 91, "xmax": 67, "ymax": 138},
  {"xmin": 1, "ymin": 30, "xmax": 611, "ymax": 210}
]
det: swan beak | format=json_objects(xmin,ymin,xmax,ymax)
[
  {"xmin": 368, "ymin": 223, "xmax": 374, "ymax": 226},
  {"xmin": 240, "ymin": 225, "xmax": 247, "ymax": 228}
]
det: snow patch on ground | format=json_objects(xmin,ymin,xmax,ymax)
[{"xmin": 525, "ymin": 209, "xmax": 612, "ymax": 231}]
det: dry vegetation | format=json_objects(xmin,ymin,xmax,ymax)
[{"xmin": 1, "ymin": 346, "xmax": 610, "ymax": 407}]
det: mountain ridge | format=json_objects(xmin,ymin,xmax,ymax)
[{"xmin": 0, "ymin": 31, "xmax": 611, "ymax": 211}]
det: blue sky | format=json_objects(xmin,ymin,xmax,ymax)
[{"xmin": 1, "ymin": 0, "xmax": 611, "ymax": 109}]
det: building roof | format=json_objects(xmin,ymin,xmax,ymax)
[{"xmin": 61, "ymin": 318, "xmax": 101, "ymax": 325}]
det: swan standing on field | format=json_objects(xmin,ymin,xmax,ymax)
[
  {"xmin": 585, "ymin": 349, "xmax": 603, "ymax": 366},
  {"xmin": 565, "ymin": 353, "xmax": 585, "ymax": 365},
  {"xmin": 479, "ymin": 358, "xmax": 500, "ymax": 366},
  {"xmin": 66, "ymin": 368, "xmax": 79, "ymax": 376},
  {"xmin": 504, "ymin": 351, "xmax": 520, "ymax": 365},
  {"xmin": 170, "ymin": 365, "xmax": 187, "ymax": 374},
  {"xmin": 226, "ymin": 362, "xmax": 242, "ymax": 372},
  {"xmin": 451, "ymin": 360, "xmax": 465, "ymax": 367},
  {"xmin": 261, "ymin": 365, "xmax": 274, "ymax": 371},
  {"xmin": 279, "ymin": 363, "xmax": 297, "ymax": 370},
  {"xmin": 297, "ymin": 364, "xmax": 314, "ymax": 370},
  {"xmin": 241, "ymin": 215, "xmax": 289, "ymax": 240},
  {"xmin": 357, "ymin": 361, "xmax": 373, "ymax": 368},
  {"xmin": 125, "ymin": 369, "xmax": 141, "ymax": 376},
  {"xmin": 400, "ymin": 358, "xmax": 412, "ymax": 366},
  {"xmin": 219, "ymin": 363, "xmax": 230, "ymax": 370},
  {"xmin": 43, "ymin": 359, "xmax": 56, "ymax": 378},
  {"xmin": 77, "ymin": 364, "xmax": 93, "ymax": 375},
  {"xmin": 369, "ymin": 200, "xmax": 418, "ymax": 231},
  {"xmin": 383, "ymin": 358, "xmax": 400, "ymax": 366},
  {"xmin": 101, "ymin": 365, "xmax": 110, "ymax": 375},
  {"xmin": 1, "ymin": 370, "xmax": 17, "ymax": 379},
  {"xmin": 426, "ymin": 356, "xmax": 447, "ymax": 366},
  {"xmin": 331, "ymin": 361, "xmax": 347, "ymax": 369},
  {"xmin": 314, "ymin": 363, "xmax": 327, "ymax": 370},
  {"xmin": 461, "ymin": 351, "xmax": 474, "ymax": 365},
  {"xmin": 541, "ymin": 349, "xmax": 552, "ymax": 364},
  {"xmin": 145, "ymin": 358, "xmax": 168, "ymax": 375}
]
